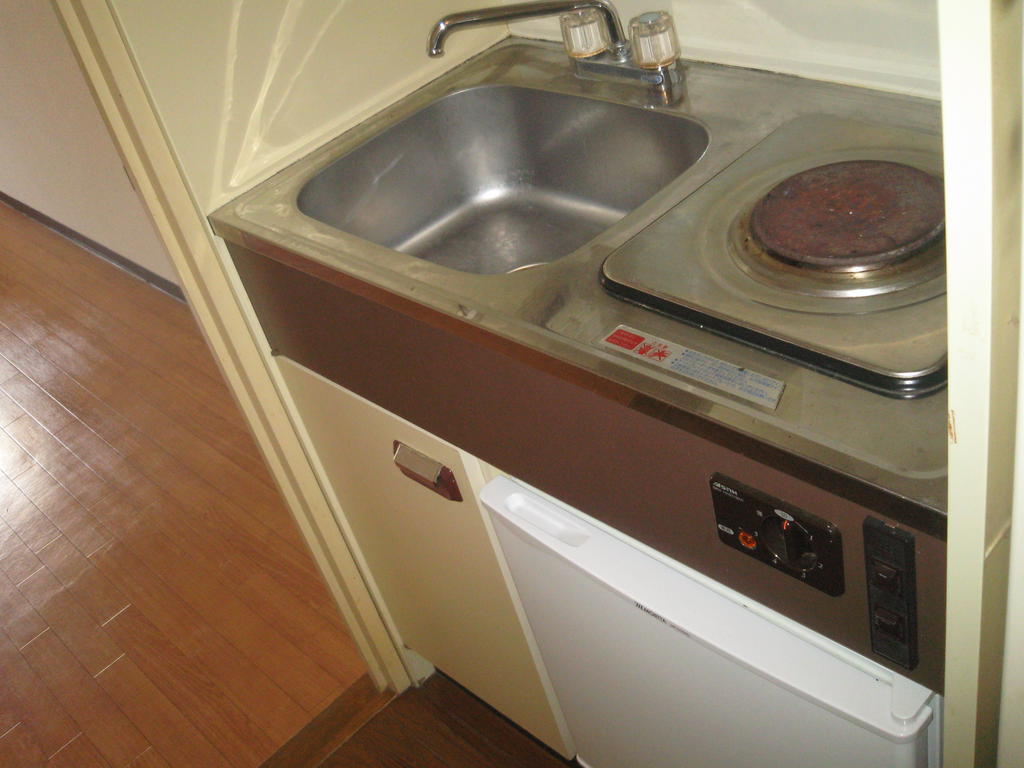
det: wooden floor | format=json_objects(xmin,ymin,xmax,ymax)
[
  {"xmin": 273, "ymin": 674, "xmax": 573, "ymax": 768},
  {"xmin": 0, "ymin": 201, "xmax": 367, "ymax": 767}
]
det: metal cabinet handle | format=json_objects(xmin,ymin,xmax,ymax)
[{"xmin": 392, "ymin": 441, "xmax": 463, "ymax": 502}]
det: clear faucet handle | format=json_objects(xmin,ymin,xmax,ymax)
[
  {"xmin": 629, "ymin": 11, "xmax": 679, "ymax": 69},
  {"xmin": 560, "ymin": 8, "xmax": 611, "ymax": 58}
]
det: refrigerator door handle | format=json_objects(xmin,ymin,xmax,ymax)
[{"xmin": 484, "ymin": 478, "xmax": 590, "ymax": 547}]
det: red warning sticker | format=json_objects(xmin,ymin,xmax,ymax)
[
  {"xmin": 598, "ymin": 324, "xmax": 785, "ymax": 410},
  {"xmin": 604, "ymin": 328, "xmax": 644, "ymax": 350}
]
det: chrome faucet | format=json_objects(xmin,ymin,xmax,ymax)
[
  {"xmin": 428, "ymin": 1, "xmax": 684, "ymax": 105},
  {"xmin": 429, "ymin": 1, "xmax": 628, "ymax": 60}
]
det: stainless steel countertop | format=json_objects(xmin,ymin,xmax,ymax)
[{"xmin": 211, "ymin": 39, "xmax": 947, "ymax": 513}]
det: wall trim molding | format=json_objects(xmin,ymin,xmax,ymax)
[{"xmin": 0, "ymin": 190, "xmax": 184, "ymax": 301}]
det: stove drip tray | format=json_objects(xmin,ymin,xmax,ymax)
[{"xmin": 601, "ymin": 115, "xmax": 947, "ymax": 398}]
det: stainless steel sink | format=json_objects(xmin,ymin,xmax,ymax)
[{"xmin": 296, "ymin": 85, "xmax": 709, "ymax": 274}]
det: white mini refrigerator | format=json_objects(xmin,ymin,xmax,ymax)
[{"xmin": 481, "ymin": 477, "xmax": 941, "ymax": 768}]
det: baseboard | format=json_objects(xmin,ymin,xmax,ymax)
[{"xmin": 0, "ymin": 191, "xmax": 185, "ymax": 302}]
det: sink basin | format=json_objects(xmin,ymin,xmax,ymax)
[{"xmin": 297, "ymin": 85, "xmax": 709, "ymax": 274}]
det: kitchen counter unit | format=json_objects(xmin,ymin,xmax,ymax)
[
  {"xmin": 212, "ymin": 40, "xmax": 946, "ymax": 516},
  {"xmin": 212, "ymin": 39, "xmax": 947, "ymax": 693}
]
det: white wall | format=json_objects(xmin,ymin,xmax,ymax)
[
  {"xmin": 510, "ymin": 0, "xmax": 939, "ymax": 98},
  {"xmin": 111, "ymin": 0, "xmax": 506, "ymax": 214},
  {"xmin": 109, "ymin": 0, "xmax": 940, "ymax": 215},
  {"xmin": 0, "ymin": 0, "xmax": 177, "ymax": 284}
]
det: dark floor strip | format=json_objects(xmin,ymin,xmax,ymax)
[
  {"xmin": 318, "ymin": 673, "xmax": 574, "ymax": 768},
  {"xmin": 259, "ymin": 674, "xmax": 393, "ymax": 768}
]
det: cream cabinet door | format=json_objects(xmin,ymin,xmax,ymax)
[{"xmin": 277, "ymin": 357, "xmax": 571, "ymax": 756}]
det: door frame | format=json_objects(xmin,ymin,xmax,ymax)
[{"xmin": 52, "ymin": 0, "xmax": 413, "ymax": 693}]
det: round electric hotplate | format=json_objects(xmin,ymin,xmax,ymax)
[{"xmin": 749, "ymin": 160, "xmax": 945, "ymax": 273}]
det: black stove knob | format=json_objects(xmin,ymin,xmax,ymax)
[{"xmin": 760, "ymin": 515, "xmax": 817, "ymax": 571}]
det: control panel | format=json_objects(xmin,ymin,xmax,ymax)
[
  {"xmin": 710, "ymin": 474, "xmax": 844, "ymax": 596},
  {"xmin": 863, "ymin": 517, "xmax": 919, "ymax": 669}
]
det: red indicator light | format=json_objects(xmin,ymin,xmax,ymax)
[{"xmin": 738, "ymin": 531, "xmax": 757, "ymax": 550}]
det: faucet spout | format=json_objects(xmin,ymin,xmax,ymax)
[{"xmin": 428, "ymin": 0, "xmax": 627, "ymax": 58}]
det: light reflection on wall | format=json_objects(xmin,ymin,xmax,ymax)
[
  {"xmin": 111, "ymin": 0, "xmax": 505, "ymax": 212},
  {"xmin": 510, "ymin": 0, "xmax": 940, "ymax": 99}
]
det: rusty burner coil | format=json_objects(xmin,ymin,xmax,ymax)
[{"xmin": 749, "ymin": 160, "xmax": 945, "ymax": 273}]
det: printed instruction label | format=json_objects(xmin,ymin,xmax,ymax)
[{"xmin": 599, "ymin": 325, "xmax": 785, "ymax": 410}]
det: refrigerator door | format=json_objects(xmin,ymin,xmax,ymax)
[{"xmin": 481, "ymin": 476, "xmax": 940, "ymax": 768}]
